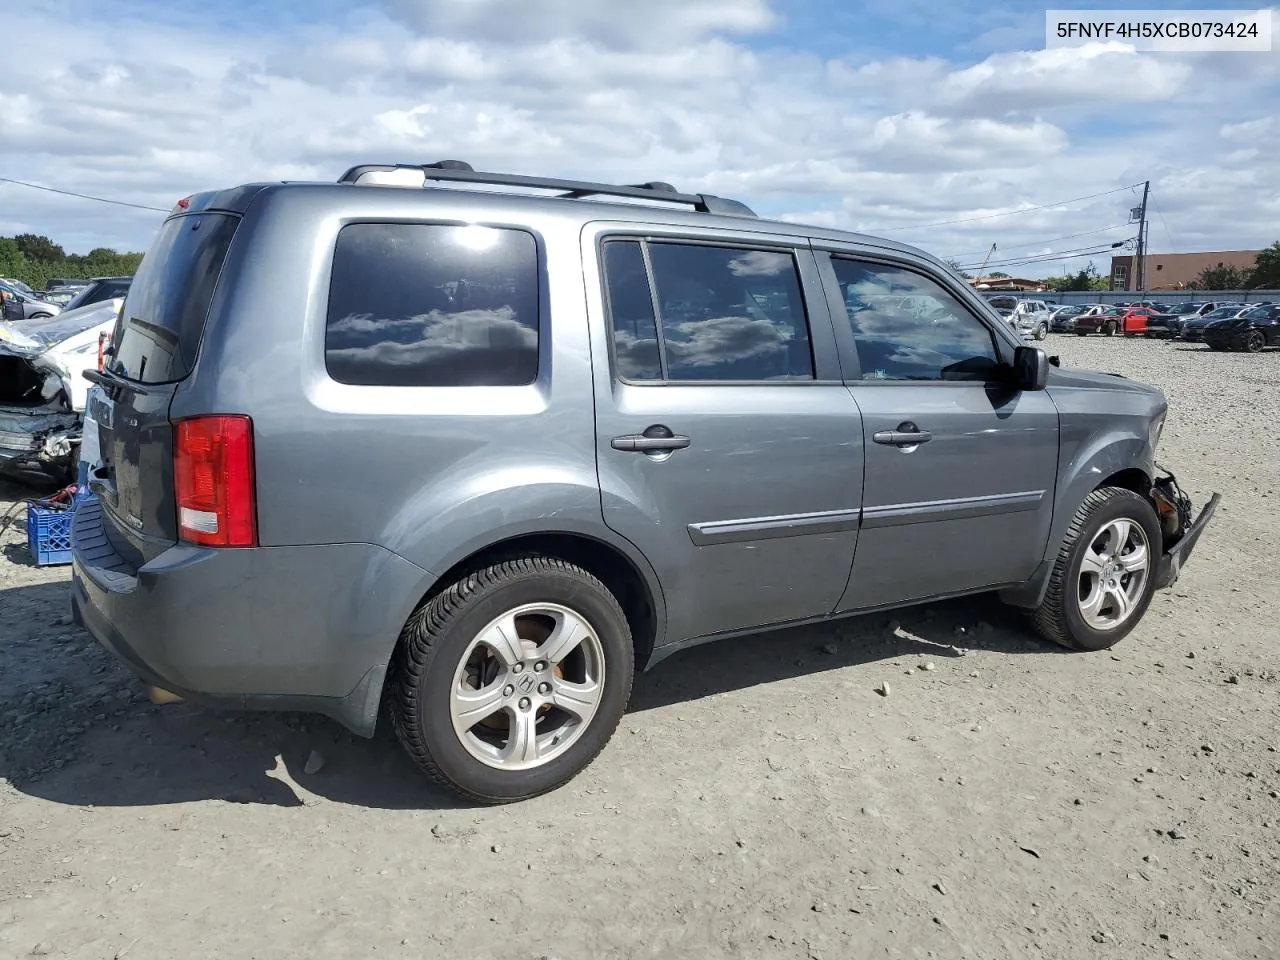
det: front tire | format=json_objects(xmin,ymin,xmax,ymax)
[
  {"xmin": 388, "ymin": 557, "xmax": 634, "ymax": 804},
  {"xmin": 1103, "ymin": 321, "xmax": 1117, "ymax": 337},
  {"xmin": 1035, "ymin": 323, "xmax": 1048, "ymax": 341},
  {"xmin": 1243, "ymin": 331, "xmax": 1266, "ymax": 353},
  {"xmin": 1028, "ymin": 487, "xmax": 1161, "ymax": 652}
]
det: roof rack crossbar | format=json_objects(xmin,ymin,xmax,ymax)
[{"xmin": 336, "ymin": 163, "xmax": 758, "ymax": 218}]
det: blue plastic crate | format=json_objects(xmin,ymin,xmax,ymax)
[{"xmin": 26, "ymin": 491, "xmax": 91, "ymax": 567}]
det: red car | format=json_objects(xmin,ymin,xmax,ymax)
[{"xmin": 1074, "ymin": 306, "xmax": 1158, "ymax": 337}]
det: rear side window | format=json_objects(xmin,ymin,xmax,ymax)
[
  {"xmin": 325, "ymin": 223, "xmax": 539, "ymax": 388},
  {"xmin": 601, "ymin": 239, "xmax": 814, "ymax": 382},
  {"xmin": 110, "ymin": 214, "xmax": 239, "ymax": 383}
]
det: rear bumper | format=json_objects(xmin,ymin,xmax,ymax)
[{"xmin": 70, "ymin": 496, "xmax": 429, "ymax": 736}]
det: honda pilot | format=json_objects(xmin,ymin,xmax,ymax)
[{"xmin": 72, "ymin": 162, "xmax": 1219, "ymax": 804}]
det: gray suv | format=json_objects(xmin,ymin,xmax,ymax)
[{"xmin": 72, "ymin": 163, "xmax": 1219, "ymax": 803}]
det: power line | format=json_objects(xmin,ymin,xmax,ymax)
[
  {"xmin": 941, "ymin": 223, "xmax": 1130, "ymax": 261},
  {"xmin": 961, "ymin": 241, "xmax": 1133, "ymax": 272},
  {"xmin": 1149, "ymin": 193, "xmax": 1177, "ymax": 253},
  {"xmin": 0, "ymin": 177, "xmax": 169, "ymax": 213},
  {"xmin": 871, "ymin": 182, "xmax": 1143, "ymax": 233}
]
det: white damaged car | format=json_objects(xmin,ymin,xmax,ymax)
[{"xmin": 0, "ymin": 298, "xmax": 120, "ymax": 481}]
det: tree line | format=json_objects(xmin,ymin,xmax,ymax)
[
  {"xmin": 0, "ymin": 233, "xmax": 144, "ymax": 291},
  {"xmin": 946, "ymin": 241, "xmax": 1280, "ymax": 293}
]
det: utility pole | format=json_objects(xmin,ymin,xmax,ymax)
[{"xmin": 1133, "ymin": 180, "xmax": 1150, "ymax": 293}]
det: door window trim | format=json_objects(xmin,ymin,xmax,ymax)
[
  {"xmin": 813, "ymin": 248, "xmax": 1020, "ymax": 387},
  {"xmin": 596, "ymin": 232, "xmax": 844, "ymax": 386}
]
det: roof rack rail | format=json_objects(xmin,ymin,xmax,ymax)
[{"xmin": 336, "ymin": 162, "xmax": 758, "ymax": 218}]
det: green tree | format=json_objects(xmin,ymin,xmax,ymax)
[
  {"xmin": 1247, "ymin": 241, "xmax": 1280, "ymax": 289},
  {"xmin": 1044, "ymin": 261, "xmax": 1107, "ymax": 293},
  {"xmin": 0, "ymin": 237, "xmax": 27, "ymax": 275},
  {"xmin": 1196, "ymin": 263, "xmax": 1248, "ymax": 290},
  {"xmin": 943, "ymin": 258, "xmax": 972, "ymax": 279},
  {"xmin": 988, "ymin": 271, "xmax": 1010, "ymax": 279},
  {"xmin": 13, "ymin": 233, "xmax": 65, "ymax": 263}
]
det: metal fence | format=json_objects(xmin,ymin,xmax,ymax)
[{"xmin": 985, "ymin": 289, "xmax": 1280, "ymax": 307}]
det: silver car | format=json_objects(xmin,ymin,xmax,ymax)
[
  {"xmin": 1, "ymin": 279, "xmax": 63, "ymax": 321},
  {"xmin": 71, "ymin": 162, "xmax": 1219, "ymax": 803}
]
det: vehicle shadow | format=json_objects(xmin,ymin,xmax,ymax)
[{"xmin": 0, "ymin": 578, "xmax": 1058, "ymax": 813}]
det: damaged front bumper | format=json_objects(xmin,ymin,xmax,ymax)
[
  {"xmin": 0, "ymin": 404, "xmax": 81, "ymax": 472},
  {"xmin": 1150, "ymin": 467, "xmax": 1221, "ymax": 590}
]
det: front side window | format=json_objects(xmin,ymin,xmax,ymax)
[
  {"xmin": 601, "ymin": 240, "xmax": 814, "ymax": 382},
  {"xmin": 326, "ymin": 223, "xmax": 539, "ymax": 387},
  {"xmin": 830, "ymin": 257, "xmax": 1000, "ymax": 382}
]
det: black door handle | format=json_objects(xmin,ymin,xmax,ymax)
[
  {"xmin": 612, "ymin": 434, "xmax": 692, "ymax": 452},
  {"xmin": 873, "ymin": 421, "xmax": 932, "ymax": 447}
]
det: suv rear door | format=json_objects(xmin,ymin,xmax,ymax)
[
  {"xmin": 89, "ymin": 211, "xmax": 241, "ymax": 563},
  {"xmin": 816, "ymin": 249, "xmax": 1060, "ymax": 610},
  {"xmin": 585, "ymin": 224, "xmax": 863, "ymax": 645}
]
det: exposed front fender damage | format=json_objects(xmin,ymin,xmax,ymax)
[{"xmin": 0, "ymin": 300, "xmax": 119, "ymax": 477}]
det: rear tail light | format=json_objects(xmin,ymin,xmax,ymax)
[{"xmin": 174, "ymin": 415, "xmax": 256, "ymax": 547}]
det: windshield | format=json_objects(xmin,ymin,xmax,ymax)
[
  {"xmin": 1243, "ymin": 307, "xmax": 1269, "ymax": 319},
  {"xmin": 1202, "ymin": 307, "xmax": 1239, "ymax": 319},
  {"xmin": 1057, "ymin": 306, "xmax": 1084, "ymax": 316},
  {"xmin": 1169, "ymin": 302, "xmax": 1199, "ymax": 314},
  {"xmin": 987, "ymin": 297, "xmax": 1017, "ymax": 310}
]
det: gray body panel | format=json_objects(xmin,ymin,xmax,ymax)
[{"xmin": 70, "ymin": 176, "xmax": 1181, "ymax": 737}]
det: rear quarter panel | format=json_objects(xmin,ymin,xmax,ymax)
[{"xmin": 171, "ymin": 185, "xmax": 664, "ymax": 654}]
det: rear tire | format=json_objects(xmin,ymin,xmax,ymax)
[
  {"xmin": 388, "ymin": 557, "xmax": 634, "ymax": 804},
  {"xmin": 1103, "ymin": 321, "xmax": 1117, "ymax": 337},
  {"xmin": 1035, "ymin": 323, "xmax": 1048, "ymax": 341},
  {"xmin": 1243, "ymin": 331, "xmax": 1265, "ymax": 353},
  {"xmin": 1028, "ymin": 487, "xmax": 1161, "ymax": 652}
]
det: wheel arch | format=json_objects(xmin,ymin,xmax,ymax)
[
  {"xmin": 369, "ymin": 524, "xmax": 666, "ymax": 727},
  {"xmin": 1002, "ymin": 438, "xmax": 1154, "ymax": 610}
]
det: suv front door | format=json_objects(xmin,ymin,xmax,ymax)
[
  {"xmin": 817, "ymin": 251, "xmax": 1061, "ymax": 611},
  {"xmin": 585, "ymin": 227, "xmax": 864, "ymax": 645}
]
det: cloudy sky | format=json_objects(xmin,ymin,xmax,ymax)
[{"xmin": 2, "ymin": 0, "xmax": 1277, "ymax": 277}]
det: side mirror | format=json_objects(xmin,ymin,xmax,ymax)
[{"xmin": 1013, "ymin": 345, "xmax": 1049, "ymax": 391}]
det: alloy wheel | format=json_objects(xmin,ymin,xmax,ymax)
[
  {"xmin": 1077, "ymin": 519, "xmax": 1150, "ymax": 631},
  {"xmin": 449, "ymin": 603, "xmax": 606, "ymax": 771}
]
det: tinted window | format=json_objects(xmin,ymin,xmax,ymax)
[
  {"xmin": 830, "ymin": 258, "xmax": 1000, "ymax": 382},
  {"xmin": 110, "ymin": 215, "xmax": 238, "ymax": 383},
  {"xmin": 602, "ymin": 241, "xmax": 661, "ymax": 380},
  {"xmin": 645, "ymin": 243, "xmax": 813, "ymax": 381},
  {"xmin": 326, "ymin": 223, "xmax": 539, "ymax": 388}
]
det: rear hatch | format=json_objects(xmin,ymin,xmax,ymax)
[{"xmin": 90, "ymin": 211, "xmax": 241, "ymax": 565}]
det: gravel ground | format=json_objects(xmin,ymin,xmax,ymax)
[{"xmin": 1, "ymin": 335, "xmax": 1278, "ymax": 960}]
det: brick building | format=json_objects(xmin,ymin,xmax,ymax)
[{"xmin": 1109, "ymin": 250, "xmax": 1261, "ymax": 291}]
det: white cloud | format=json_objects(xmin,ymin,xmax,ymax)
[
  {"xmin": 938, "ymin": 43, "xmax": 1193, "ymax": 114},
  {"xmin": 381, "ymin": 0, "xmax": 777, "ymax": 49},
  {"xmin": 0, "ymin": 0, "xmax": 1275, "ymax": 280}
]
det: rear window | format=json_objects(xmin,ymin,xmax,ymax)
[
  {"xmin": 109, "ymin": 214, "xmax": 239, "ymax": 383},
  {"xmin": 324, "ymin": 223, "xmax": 539, "ymax": 388}
]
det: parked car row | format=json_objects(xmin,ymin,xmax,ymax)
[{"xmin": 1, "ymin": 278, "xmax": 63, "ymax": 322}]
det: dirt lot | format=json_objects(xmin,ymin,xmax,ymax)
[{"xmin": 1, "ymin": 335, "xmax": 1278, "ymax": 960}]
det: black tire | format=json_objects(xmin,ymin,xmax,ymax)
[
  {"xmin": 388, "ymin": 557, "xmax": 634, "ymax": 804},
  {"xmin": 1103, "ymin": 321, "xmax": 1117, "ymax": 337},
  {"xmin": 1035, "ymin": 323, "xmax": 1048, "ymax": 341},
  {"xmin": 1243, "ymin": 331, "xmax": 1265, "ymax": 353},
  {"xmin": 1028, "ymin": 487, "xmax": 1162, "ymax": 652}
]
